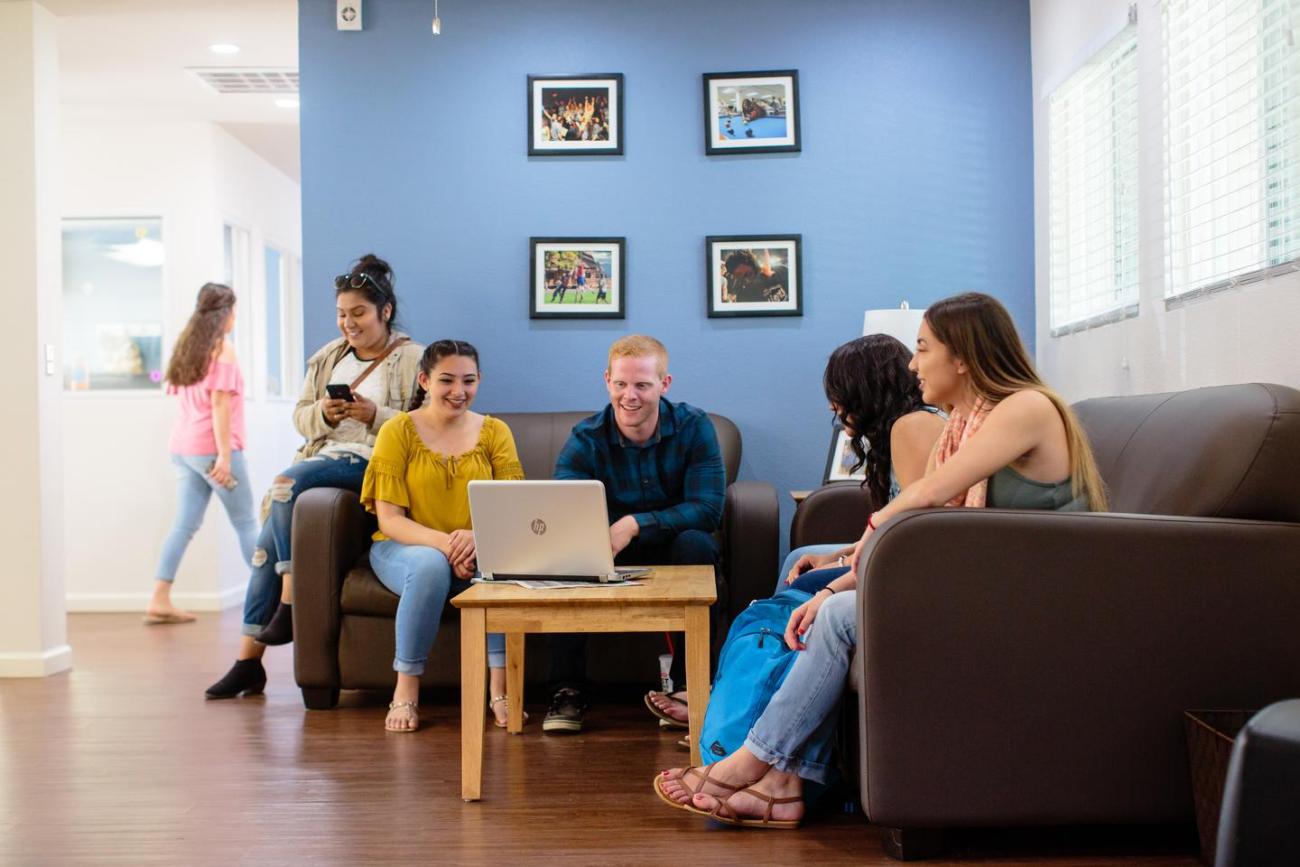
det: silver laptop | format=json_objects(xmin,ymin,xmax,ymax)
[{"xmin": 469, "ymin": 480, "xmax": 642, "ymax": 583}]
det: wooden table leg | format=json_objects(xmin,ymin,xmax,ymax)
[
  {"xmin": 460, "ymin": 607, "xmax": 486, "ymax": 801},
  {"xmin": 505, "ymin": 632, "xmax": 525, "ymax": 734},
  {"xmin": 684, "ymin": 604, "xmax": 711, "ymax": 768}
]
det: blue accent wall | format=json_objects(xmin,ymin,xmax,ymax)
[{"xmin": 299, "ymin": 0, "xmax": 1033, "ymax": 551}]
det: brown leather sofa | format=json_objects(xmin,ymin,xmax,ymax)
[
  {"xmin": 291, "ymin": 411, "xmax": 778, "ymax": 710},
  {"xmin": 789, "ymin": 383, "xmax": 1300, "ymax": 858}
]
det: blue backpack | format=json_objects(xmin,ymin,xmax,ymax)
[{"xmin": 699, "ymin": 588, "xmax": 811, "ymax": 764}]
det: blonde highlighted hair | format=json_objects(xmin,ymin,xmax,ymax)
[
  {"xmin": 607, "ymin": 334, "xmax": 669, "ymax": 378},
  {"xmin": 924, "ymin": 293, "xmax": 1109, "ymax": 511}
]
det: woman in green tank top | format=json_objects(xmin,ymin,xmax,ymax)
[{"xmin": 655, "ymin": 292, "xmax": 1108, "ymax": 828}]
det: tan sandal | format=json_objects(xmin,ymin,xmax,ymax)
[
  {"xmin": 652, "ymin": 765, "xmax": 746, "ymax": 815},
  {"xmin": 385, "ymin": 700, "xmax": 419, "ymax": 733},
  {"xmin": 644, "ymin": 690, "xmax": 689, "ymax": 729},
  {"xmin": 703, "ymin": 783, "xmax": 803, "ymax": 829},
  {"xmin": 489, "ymin": 694, "xmax": 529, "ymax": 729},
  {"xmin": 142, "ymin": 610, "xmax": 197, "ymax": 625}
]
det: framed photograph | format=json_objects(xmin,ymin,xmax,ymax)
[
  {"xmin": 702, "ymin": 70, "xmax": 800, "ymax": 155},
  {"xmin": 706, "ymin": 234, "xmax": 802, "ymax": 317},
  {"xmin": 528, "ymin": 74, "xmax": 624, "ymax": 156},
  {"xmin": 824, "ymin": 422, "xmax": 866, "ymax": 484},
  {"xmin": 530, "ymin": 237, "xmax": 626, "ymax": 319}
]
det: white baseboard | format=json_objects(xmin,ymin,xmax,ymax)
[
  {"xmin": 67, "ymin": 582, "xmax": 247, "ymax": 613},
  {"xmin": 0, "ymin": 644, "xmax": 73, "ymax": 678}
]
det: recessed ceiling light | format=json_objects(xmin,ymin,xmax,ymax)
[
  {"xmin": 275, "ymin": 97, "xmax": 300, "ymax": 109},
  {"xmin": 208, "ymin": 43, "xmax": 241, "ymax": 55}
]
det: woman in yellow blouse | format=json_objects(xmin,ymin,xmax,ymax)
[{"xmin": 361, "ymin": 340, "xmax": 524, "ymax": 733}]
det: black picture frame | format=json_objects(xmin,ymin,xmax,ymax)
[
  {"xmin": 530, "ymin": 236, "xmax": 626, "ymax": 319},
  {"xmin": 705, "ymin": 234, "xmax": 803, "ymax": 318},
  {"xmin": 528, "ymin": 74, "xmax": 624, "ymax": 157},
  {"xmin": 823, "ymin": 420, "xmax": 866, "ymax": 484},
  {"xmin": 702, "ymin": 69, "xmax": 800, "ymax": 156}
]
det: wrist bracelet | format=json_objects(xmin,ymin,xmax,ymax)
[
  {"xmin": 867, "ymin": 513, "xmax": 878, "ymax": 531},
  {"xmin": 820, "ymin": 586, "xmax": 836, "ymax": 595}
]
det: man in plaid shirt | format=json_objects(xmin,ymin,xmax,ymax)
[{"xmin": 543, "ymin": 335, "xmax": 725, "ymax": 734}]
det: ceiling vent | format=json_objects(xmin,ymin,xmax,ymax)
[{"xmin": 190, "ymin": 68, "xmax": 299, "ymax": 95}]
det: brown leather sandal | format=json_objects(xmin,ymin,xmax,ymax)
[
  {"xmin": 644, "ymin": 690, "xmax": 689, "ymax": 729},
  {"xmin": 652, "ymin": 765, "xmax": 745, "ymax": 815},
  {"xmin": 704, "ymin": 783, "xmax": 803, "ymax": 829}
]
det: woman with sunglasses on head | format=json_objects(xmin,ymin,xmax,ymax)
[
  {"xmin": 205, "ymin": 253, "xmax": 425, "ymax": 699},
  {"xmin": 654, "ymin": 292, "xmax": 1108, "ymax": 828},
  {"xmin": 362, "ymin": 340, "xmax": 524, "ymax": 732}
]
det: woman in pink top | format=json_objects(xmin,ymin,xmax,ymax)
[{"xmin": 148, "ymin": 283, "xmax": 258, "ymax": 625}]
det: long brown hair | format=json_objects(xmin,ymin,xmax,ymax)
[
  {"xmin": 165, "ymin": 283, "xmax": 235, "ymax": 386},
  {"xmin": 924, "ymin": 292, "xmax": 1108, "ymax": 511}
]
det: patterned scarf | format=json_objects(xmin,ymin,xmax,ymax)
[{"xmin": 933, "ymin": 398, "xmax": 993, "ymax": 508}]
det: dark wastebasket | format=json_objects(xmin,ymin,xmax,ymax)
[{"xmin": 1183, "ymin": 709, "xmax": 1255, "ymax": 866}]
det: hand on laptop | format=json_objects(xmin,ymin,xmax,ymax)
[{"xmin": 609, "ymin": 515, "xmax": 640, "ymax": 556}]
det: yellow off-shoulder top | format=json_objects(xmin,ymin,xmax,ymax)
[{"xmin": 360, "ymin": 413, "xmax": 525, "ymax": 542}]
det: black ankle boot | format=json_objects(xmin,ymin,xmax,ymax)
[
  {"xmin": 205, "ymin": 658, "xmax": 267, "ymax": 700},
  {"xmin": 253, "ymin": 603, "xmax": 293, "ymax": 646}
]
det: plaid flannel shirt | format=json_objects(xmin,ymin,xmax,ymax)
[{"xmin": 553, "ymin": 398, "xmax": 725, "ymax": 544}]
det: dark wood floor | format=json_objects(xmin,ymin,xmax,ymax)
[{"xmin": 0, "ymin": 611, "xmax": 1201, "ymax": 866}]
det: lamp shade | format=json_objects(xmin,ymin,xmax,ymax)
[{"xmin": 862, "ymin": 305, "xmax": 926, "ymax": 348}]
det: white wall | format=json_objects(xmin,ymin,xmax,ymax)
[
  {"xmin": 61, "ymin": 118, "xmax": 302, "ymax": 611},
  {"xmin": 210, "ymin": 124, "xmax": 304, "ymax": 603},
  {"xmin": 0, "ymin": 1, "xmax": 70, "ymax": 677},
  {"xmin": 1031, "ymin": 0, "xmax": 1300, "ymax": 400}
]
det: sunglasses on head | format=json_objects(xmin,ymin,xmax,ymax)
[{"xmin": 334, "ymin": 271, "xmax": 385, "ymax": 292}]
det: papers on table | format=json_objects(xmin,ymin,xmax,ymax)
[{"xmin": 473, "ymin": 578, "xmax": 644, "ymax": 590}]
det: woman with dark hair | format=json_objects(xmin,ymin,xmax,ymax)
[
  {"xmin": 148, "ymin": 283, "xmax": 257, "ymax": 625},
  {"xmin": 205, "ymin": 254, "xmax": 425, "ymax": 699},
  {"xmin": 777, "ymin": 334, "xmax": 945, "ymax": 590},
  {"xmin": 645, "ymin": 334, "xmax": 944, "ymax": 726},
  {"xmin": 362, "ymin": 340, "xmax": 524, "ymax": 732},
  {"xmin": 655, "ymin": 292, "xmax": 1107, "ymax": 828}
]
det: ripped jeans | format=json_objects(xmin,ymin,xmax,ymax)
[{"xmin": 241, "ymin": 451, "xmax": 369, "ymax": 636}]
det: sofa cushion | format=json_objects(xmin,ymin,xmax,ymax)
[
  {"xmin": 1074, "ymin": 383, "xmax": 1300, "ymax": 522},
  {"xmin": 340, "ymin": 565, "xmax": 400, "ymax": 618}
]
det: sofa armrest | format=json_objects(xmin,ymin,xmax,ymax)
[
  {"xmin": 292, "ymin": 487, "xmax": 375, "ymax": 691},
  {"xmin": 854, "ymin": 509, "xmax": 1300, "ymax": 828},
  {"xmin": 790, "ymin": 482, "xmax": 879, "ymax": 549},
  {"xmin": 722, "ymin": 480, "xmax": 779, "ymax": 624}
]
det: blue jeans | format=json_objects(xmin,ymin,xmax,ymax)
[
  {"xmin": 369, "ymin": 539, "xmax": 506, "ymax": 675},
  {"xmin": 774, "ymin": 543, "xmax": 847, "ymax": 595},
  {"xmin": 241, "ymin": 452, "xmax": 369, "ymax": 635},
  {"xmin": 156, "ymin": 452, "xmax": 258, "ymax": 582},
  {"xmin": 744, "ymin": 589, "xmax": 857, "ymax": 784}
]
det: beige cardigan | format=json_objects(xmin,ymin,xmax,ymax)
[{"xmin": 291, "ymin": 332, "xmax": 425, "ymax": 463}]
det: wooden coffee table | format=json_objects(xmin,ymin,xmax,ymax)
[{"xmin": 451, "ymin": 565, "xmax": 716, "ymax": 801}]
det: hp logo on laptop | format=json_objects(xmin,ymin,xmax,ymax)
[{"xmin": 530, "ymin": 519, "xmax": 547, "ymax": 535}]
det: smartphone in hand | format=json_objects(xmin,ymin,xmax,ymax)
[
  {"xmin": 207, "ymin": 462, "xmax": 238, "ymax": 491},
  {"xmin": 326, "ymin": 383, "xmax": 355, "ymax": 402}
]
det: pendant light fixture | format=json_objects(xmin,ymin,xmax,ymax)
[{"xmin": 431, "ymin": 0, "xmax": 441, "ymax": 35}]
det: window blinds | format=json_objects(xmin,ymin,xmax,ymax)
[
  {"xmin": 1163, "ymin": 0, "xmax": 1300, "ymax": 299},
  {"xmin": 1049, "ymin": 26, "xmax": 1140, "ymax": 333}
]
